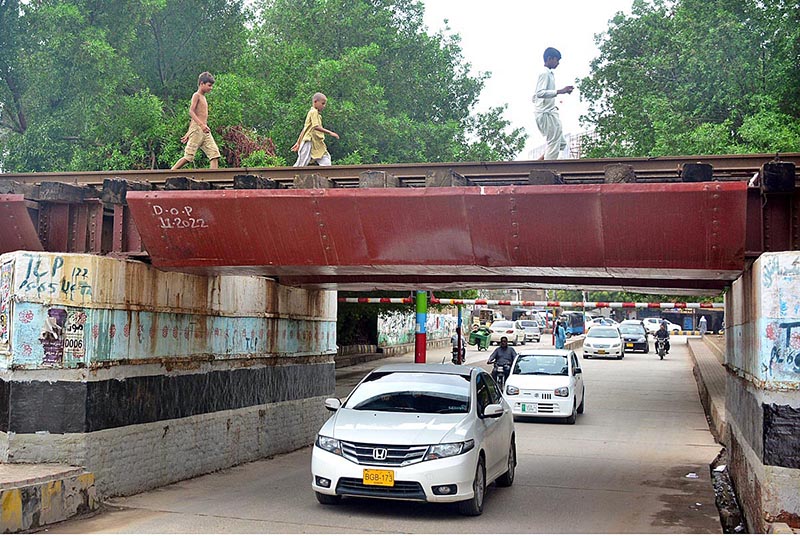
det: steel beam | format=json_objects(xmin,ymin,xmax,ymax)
[
  {"xmin": 127, "ymin": 182, "xmax": 748, "ymax": 291},
  {"xmin": 0, "ymin": 195, "xmax": 43, "ymax": 254}
]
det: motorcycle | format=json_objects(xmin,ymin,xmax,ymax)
[
  {"xmin": 655, "ymin": 337, "xmax": 668, "ymax": 360},
  {"xmin": 491, "ymin": 362, "xmax": 511, "ymax": 390},
  {"xmin": 451, "ymin": 346, "xmax": 466, "ymax": 365}
]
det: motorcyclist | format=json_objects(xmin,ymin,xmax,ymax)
[
  {"xmin": 654, "ymin": 320, "xmax": 670, "ymax": 354},
  {"xmin": 487, "ymin": 336, "xmax": 517, "ymax": 383},
  {"xmin": 450, "ymin": 331, "xmax": 466, "ymax": 364}
]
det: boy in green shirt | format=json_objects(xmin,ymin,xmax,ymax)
[{"xmin": 291, "ymin": 93, "xmax": 339, "ymax": 166}]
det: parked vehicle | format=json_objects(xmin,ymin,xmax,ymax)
[
  {"xmin": 560, "ymin": 311, "xmax": 586, "ymax": 337},
  {"xmin": 618, "ymin": 321, "xmax": 649, "ymax": 353},
  {"xmin": 517, "ymin": 320, "xmax": 541, "ymax": 342},
  {"xmin": 642, "ymin": 318, "xmax": 681, "ymax": 334},
  {"xmin": 582, "ymin": 326, "xmax": 624, "ymax": 359},
  {"xmin": 502, "ymin": 349, "xmax": 585, "ymax": 424},
  {"xmin": 488, "ymin": 320, "xmax": 525, "ymax": 345},
  {"xmin": 311, "ymin": 364, "xmax": 516, "ymax": 515}
]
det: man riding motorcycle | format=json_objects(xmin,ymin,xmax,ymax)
[
  {"xmin": 487, "ymin": 336, "xmax": 517, "ymax": 386},
  {"xmin": 654, "ymin": 321, "xmax": 670, "ymax": 354}
]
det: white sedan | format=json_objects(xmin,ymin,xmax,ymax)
[
  {"xmin": 311, "ymin": 364, "xmax": 516, "ymax": 516},
  {"xmin": 488, "ymin": 320, "xmax": 526, "ymax": 345},
  {"xmin": 642, "ymin": 318, "xmax": 682, "ymax": 334},
  {"xmin": 582, "ymin": 325, "xmax": 625, "ymax": 359},
  {"xmin": 502, "ymin": 349, "xmax": 585, "ymax": 424}
]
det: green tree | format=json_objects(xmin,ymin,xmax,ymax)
[{"xmin": 579, "ymin": 0, "xmax": 800, "ymax": 157}]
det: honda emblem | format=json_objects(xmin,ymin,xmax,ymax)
[{"xmin": 372, "ymin": 448, "xmax": 388, "ymax": 460}]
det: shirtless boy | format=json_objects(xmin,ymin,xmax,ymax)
[{"xmin": 171, "ymin": 72, "xmax": 221, "ymax": 169}]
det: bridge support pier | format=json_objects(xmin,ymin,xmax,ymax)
[
  {"xmin": 726, "ymin": 252, "xmax": 800, "ymax": 532},
  {"xmin": 0, "ymin": 252, "xmax": 337, "ymax": 498}
]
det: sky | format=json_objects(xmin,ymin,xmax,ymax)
[{"xmin": 422, "ymin": 0, "xmax": 634, "ymax": 159}]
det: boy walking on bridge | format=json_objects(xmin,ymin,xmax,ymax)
[
  {"xmin": 291, "ymin": 93, "xmax": 339, "ymax": 167},
  {"xmin": 172, "ymin": 72, "xmax": 221, "ymax": 170},
  {"xmin": 533, "ymin": 47, "xmax": 574, "ymax": 160}
]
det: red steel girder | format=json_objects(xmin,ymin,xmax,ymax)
[
  {"xmin": 0, "ymin": 195, "xmax": 43, "ymax": 254},
  {"xmin": 126, "ymin": 182, "xmax": 747, "ymax": 290}
]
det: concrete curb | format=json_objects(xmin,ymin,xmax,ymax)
[{"xmin": 0, "ymin": 469, "xmax": 98, "ymax": 533}]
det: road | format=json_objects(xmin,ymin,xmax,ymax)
[{"xmin": 51, "ymin": 337, "xmax": 722, "ymax": 533}]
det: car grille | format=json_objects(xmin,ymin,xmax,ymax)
[
  {"xmin": 594, "ymin": 343, "xmax": 610, "ymax": 348},
  {"xmin": 521, "ymin": 391, "xmax": 552, "ymax": 400},
  {"xmin": 534, "ymin": 403, "xmax": 558, "ymax": 413},
  {"xmin": 336, "ymin": 478, "xmax": 426, "ymax": 500},
  {"xmin": 340, "ymin": 441, "xmax": 429, "ymax": 467}
]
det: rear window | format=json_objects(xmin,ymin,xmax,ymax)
[
  {"xmin": 345, "ymin": 371, "xmax": 470, "ymax": 414},
  {"xmin": 492, "ymin": 321, "xmax": 513, "ymax": 328},
  {"xmin": 519, "ymin": 321, "xmax": 538, "ymax": 327}
]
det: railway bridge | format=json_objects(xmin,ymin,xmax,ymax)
[{"xmin": 0, "ymin": 153, "xmax": 798, "ymax": 532}]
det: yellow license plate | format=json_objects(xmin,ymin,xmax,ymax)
[
  {"xmin": 597, "ymin": 349, "xmax": 606, "ymax": 354},
  {"xmin": 625, "ymin": 343, "xmax": 634, "ymax": 348},
  {"xmin": 363, "ymin": 469, "xmax": 394, "ymax": 487}
]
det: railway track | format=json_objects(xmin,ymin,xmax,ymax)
[{"xmin": 1, "ymin": 153, "xmax": 797, "ymax": 189}]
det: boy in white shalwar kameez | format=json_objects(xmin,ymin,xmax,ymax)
[{"xmin": 533, "ymin": 47, "xmax": 574, "ymax": 160}]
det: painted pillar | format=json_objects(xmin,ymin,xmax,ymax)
[
  {"xmin": 414, "ymin": 290, "xmax": 427, "ymax": 363},
  {"xmin": 725, "ymin": 252, "xmax": 800, "ymax": 532},
  {"xmin": 456, "ymin": 305, "xmax": 463, "ymax": 362}
]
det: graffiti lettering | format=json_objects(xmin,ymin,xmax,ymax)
[
  {"xmin": 17, "ymin": 255, "xmax": 93, "ymax": 301},
  {"xmin": 152, "ymin": 205, "xmax": 208, "ymax": 230}
]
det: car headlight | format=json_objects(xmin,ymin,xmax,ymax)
[
  {"xmin": 638, "ymin": 337, "xmax": 646, "ymax": 342},
  {"xmin": 424, "ymin": 439, "xmax": 475, "ymax": 461},
  {"xmin": 506, "ymin": 385, "xmax": 519, "ymax": 395},
  {"xmin": 554, "ymin": 387, "xmax": 569, "ymax": 397},
  {"xmin": 316, "ymin": 435, "xmax": 342, "ymax": 456},
  {"xmin": 611, "ymin": 342, "xmax": 621, "ymax": 347},
  {"xmin": 584, "ymin": 341, "xmax": 593, "ymax": 348}
]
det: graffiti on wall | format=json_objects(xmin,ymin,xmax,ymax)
[
  {"xmin": 761, "ymin": 253, "xmax": 800, "ymax": 381},
  {"xmin": 0, "ymin": 261, "xmax": 11, "ymax": 346},
  {"xmin": 15, "ymin": 253, "xmax": 93, "ymax": 303},
  {"xmin": 377, "ymin": 311, "xmax": 456, "ymax": 347},
  {"xmin": 10, "ymin": 304, "xmax": 337, "ymax": 369}
]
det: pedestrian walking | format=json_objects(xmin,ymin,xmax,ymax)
[
  {"xmin": 172, "ymin": 72, "xmax": 222, "ymax": 170},
  {"xmin": 291, "ymin": 92, "xmax": 339, "ymax": 167},
  {"xmin": 554, "ymin": 319, "xmax": 566, "ymax": 349},
  {"xmin": 533, "ymin": 47, "xmax": 574, "ymax": 160},
  {"xmin": 699, "ymin": 315, "xmax": 707, "ymax": 335}
]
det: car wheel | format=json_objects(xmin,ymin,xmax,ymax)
[
  {"xmin": 577, "ymin": 389, "xmax": 585, "ymax": 414},
  {"xmin": 643, "ymin": 345, "xmax": 649, "ymax": 354},
  {"xmin": 315, "ymin": 491, "xmax": 341, "ymax": 505},
  {"xmin": 458, "ymin": 456, "xmax": 486, "ymax": 516},
  {"xmin": 497, "ymin": 438, "xmax": 516, "ymax": 487},
  {"xmin": 564, "ymin": 399, "xmax": 577, "ymax": 424}
]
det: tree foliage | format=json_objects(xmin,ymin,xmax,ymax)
[
  {"xmin": 0, "ymin": 0, "xmax": 525, "ymax": 172},
  {"xmin": 579, "ymin": 0, "xmax": 800, "ymax": 157}
]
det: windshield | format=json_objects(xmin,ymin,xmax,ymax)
[
  {"xmin": 587, "ymin": 327, "xmax": 619, "ymax": 338},
  {"xmin": 345, "ymin": 371, "xmax": 470, "ymax": 414},
  {"xmin": 619, "ymin": 324, "xmax": 645, "ymax": 335},
  {"xmin": 512, "ymin": 355, "xmax": 569, "ymax": 376}
]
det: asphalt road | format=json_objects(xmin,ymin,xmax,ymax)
[{"xmin": 51, "ymin": 337, "xmax": 722, "ymax": 533}]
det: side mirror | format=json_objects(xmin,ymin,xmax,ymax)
[
  {"xmin": 324, "ymin": 398, "xmax": 341, "ymax": 411},
  {"xmin": 482, "ymin": 404, "xmax": 504, "ymax": 418},
  {"xmin": 574, "ymin": 367, "xmax": 582, "ymax": 375}
]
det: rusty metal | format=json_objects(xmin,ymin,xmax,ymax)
[
  {"xmin": 1, "ymin": 153, "xmax": 797, "ymax": 188},
  {"xmin": 126, "ymin": 182, "xmax": 748, "ymax": 292},
  {"xmin": 0, "ymin": 195, "xmax": 44, "ymax": 253}
]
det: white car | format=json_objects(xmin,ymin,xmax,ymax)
[
  {"xmin": 583, "ymin": 325, "xmax": 625, "ymax": 359},
  {"xmin": 517, "ymin": 319, "xmax": 541, "ymax": 342},
  {"xmin": 488, "ymin": 320, "xmax": 526, "ymax": 345},
  {"xmin": 502, "ymin": 349, "xmax": 585, "ymax": 424},
  {"xmin": 642, "ymin": 318, "xmax": 682, "ymax": 334},
  {"xmin": 311, "ymin": 364, "xmax": 516, "ymax": 516}
]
